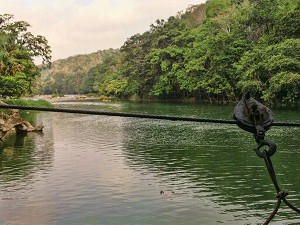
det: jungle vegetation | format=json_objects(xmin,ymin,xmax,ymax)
[
  {"xmin": 2, "ymin": 0, "xmax": 300, "ymax": 105},
  {"xmin": 39, "ymin": 49, "xmax": 118, "ymax": 95},
  {"xmin": 0, "ymin": 14, "xmax": 51, "ymax": 98}
]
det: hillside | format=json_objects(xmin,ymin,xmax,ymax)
[
  {"xmin": 38, "ymin": 48, "xmax": 119, "ymax": 94},
  {"xmin": 37, "ymin": 0, "xmax": 300, "ymax": 105},
  {"xmin": 43, "ymin": 50, "xmax": 107, "ymax": 75}
]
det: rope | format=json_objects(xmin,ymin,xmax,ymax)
[
  {"xmin": 254, "ymin": 142, "xmax": 300, "ymax": 224},
  {"xmin": 264, "ymin": 198, "xmax": 281, "ymax": 225},
  {"xmin": 1, "ymin": 104, "xmax": 300, "ymax": 127},
  {"xmin": 283, "ymin": 198, "xmax": 300, "ymax": 213}
]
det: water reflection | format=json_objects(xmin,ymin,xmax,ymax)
[
  {"xmin": 0, "ymin": 112, "xmax": 54, "ymax": 224},
  {"xmin": 0, "ymin": 113, "xmax": 54, "ymax": 186},
  {"xmin": 0, "ymin": 100, "xmax": 299, "ymax": 224},
  {"xmin": 119, "ymin": 105, "xmax": 300, "ymax": 224}
]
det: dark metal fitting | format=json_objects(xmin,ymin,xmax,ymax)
[
  {"xmin": 233, "ymin": 92, "xmax": 273, "ymax": 135},
  {"xmin": 254, "ymin": 140, "xmax": 277, "ymax": 158},
  {"xmin": 255, "ymin": 125, "xmax": 266, "ymax": 143}
]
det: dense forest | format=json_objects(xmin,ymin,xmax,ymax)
[
  {"xmin": 38, "ymin": 49, "xmax": 118, "ymax": 94},
  {"xmin": 39, "ymin": 0, "xmax": 300, "ymax": 105},
  {"xmin": 2, "ymin": 0, "xmax": 300, "ymax": 105},
  {"xmin": 0, "ymin": 14, "xmax": 51, "ymax": 98}
]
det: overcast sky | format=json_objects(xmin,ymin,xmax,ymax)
[{"xmin": 1, "ymin": 0, "xmax": 206, "ymax": 63}]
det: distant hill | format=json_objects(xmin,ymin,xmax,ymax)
[
  {"xmin": 43, "ymin": 50, "xmax": 109, "ymax": 75},
  {"xmin": 37, "ymin": 48, "xmax": 119, "ymax": 94}
]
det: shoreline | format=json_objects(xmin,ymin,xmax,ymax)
[{"xmin": 23, "ymin": 94, "xmax": 96, "ymax": 102}]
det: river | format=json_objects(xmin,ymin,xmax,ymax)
[{"xmin": 1, "ymin": 99, "xmax": 300, "ymax": 224}]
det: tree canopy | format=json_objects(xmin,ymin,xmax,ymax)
[
  {"xmin": 40, "ymin": 0, "xmax": 300, "ymax": 105},
  {"xmin": 0, "ymin": 14, "xmax": 51, "ymax": 98}
]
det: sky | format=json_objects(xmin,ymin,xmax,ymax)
[{"xmin": 1, "ymin": 0, "xmax": 206, "ymax": 63}]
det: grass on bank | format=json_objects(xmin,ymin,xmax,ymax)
[{"xmin": 2, "ymin": 99, "xmax": 53, "ymax": 108}]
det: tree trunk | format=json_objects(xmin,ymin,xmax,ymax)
[{"xmin": 0, "ymin": 100, "xmax": 43, "ymax": 139}]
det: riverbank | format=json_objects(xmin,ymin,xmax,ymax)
[
  {"xmin": 2, "ymin": 99, "xmax": 52, "ymax": 107},
  {"xmin": 23, "ymin": 94, "xmax": 104, "ymax": 103},
  {"xmin": 4, "ymin": 94, "xmax": 299, "ymax": 110},
  {"xmin": 24, "ymin": 94, "xmax": 237, "ymax": 105}
]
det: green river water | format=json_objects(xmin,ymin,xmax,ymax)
[{"xmin": 0, "ymin": 99, "xmax": 300, "ymax": 224}]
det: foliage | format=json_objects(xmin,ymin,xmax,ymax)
[
  {"xmin": 236, "ymin": 39, "xmax": 300, "ymax": 104},
  {"xmin": 38, "ymin": 49, "xmax": 119, "ymax": 95},
  {"xmin": 0, "ymin": 14, "xmax": 51, "ymax": 98},
  {"xmin": 40, "ymin": 0, "xmax": 300, "ymax": 105}
]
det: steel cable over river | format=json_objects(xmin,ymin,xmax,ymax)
[
  {"xmin": 1, "ymin": 100, "xmax": 300, "ymax": 225},
  {"xmin": 1, "ymin": 104, "xmax": 300, "ymax": 127}
]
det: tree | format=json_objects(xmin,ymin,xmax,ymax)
[
  {"xmin": 146, "ymin": 17, "xmax": 190, "ymax": 98},
  {"xmin": 0, "ymin": 14, "xmax": 51, "ymax": 98},
  {"xmin": 272, "ymin": 0, "xmax": 300, "ymax": 40},
  {"xmin": 36, "ymin": 0, "xmax": 300, "ymax": 105},
  {"xmin": 236, "ymin": 39, "xmax": 300, "ymax": 105},
  {"xmin": 91, "ymin": 50, "xmax": 122, "ymax": 96}
]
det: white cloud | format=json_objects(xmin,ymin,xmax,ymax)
[{"xmin": 0, "ymin": 0, "xmax": 206, "ymax": 62}]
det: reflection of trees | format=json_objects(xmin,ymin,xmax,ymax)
[
  {"xmin": 0, "ymin": 113, "xmax": 54, "ymax": 186},
  {"xmin": 122, "ymin": 120, "xmax": 300, "ymax": 215}
]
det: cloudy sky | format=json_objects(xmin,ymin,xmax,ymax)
[{"xmin": 1, "ymin": 0, "xmax": 206, "ymax": 62}]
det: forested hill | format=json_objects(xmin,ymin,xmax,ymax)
[
  {"xmin": 39, "ymin": 48, "xmax": 119, "ymax": 94},
  {"xmin": 39, "ymin": 0, "xmax": 300, "ymax": 105}
]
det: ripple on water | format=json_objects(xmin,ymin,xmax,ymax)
[{"xmin": 1, "ymin": 101, "xmax": 300, "ymax": 225}]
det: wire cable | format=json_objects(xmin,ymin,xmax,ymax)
[{"xmin": 1, "ymin": 104, "xmax": 300, "ymax": 127}]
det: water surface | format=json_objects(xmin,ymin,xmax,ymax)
[{"xmin": 1, "ymin": 100, "xmax": 300, "ymax": 224}]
